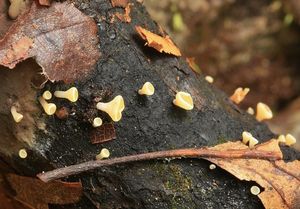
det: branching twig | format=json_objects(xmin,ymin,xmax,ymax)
[{"xmin": 37, "ymin": 146, "xmax": 282, "ymax": 182}]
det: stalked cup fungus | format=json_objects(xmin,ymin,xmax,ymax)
[
  {"xmin": 96, "ymin": 148, "xmax": 110, "ymax": 160},
  {"xmin": 256, "ymin": 102, "xmax": 273, "ymax": 121},
  {"xmin": 277, "ymin": 135, "xmax": 286, "ymax": 143},
  {"xmin": 96, "ymin": 95, "xmax": 125, "ymax": 122},
  {"xmin": 250, "ymin": 186, "xmax": 261, "ymax": 195},
  {"xmin": 173, "ymin": 91, "xmax": 194, "ymax": 110},
  {"xmin": 247, "ymin": 107, "xmax": 254, "ymax": 115},
  {"xmin": 93, "ymin": 117, "xmax": 103, "ymax": 127},
  {"xmin": 285, "ymin": 134, "xmax": 297, "ymax": 146},
  {"xmin": 138, "ymin": 82, "xmax": 155, "ymax": 96},
  {"xmin": 38, "ymin": 97, "xmax": 57, "ymax": 115},
  {"xmin": 54, "ymin": 87, "xmax": 79, "ymax": 102},
  {"xmin": 209, "ymin": 164, "xmax": 216, "ymax": 170},
  {"xmin": 10, "ymin": 106, "xmax": 23, "ymax": 123},
  {"xmin": 42, "ymin": 91, "xmax": 52, "ymax": 100},
  {"xmin": 230, "ymin": 87, "xmax": 250, "ymax": 104},
  {"xmin": 18, "ymin": 148, "xmax": 27, "ymax": 159},
  {"xmin": 242, "ymin": 131, "xmax": 259, "ymax": 148},
  {"xmin": 205, "ymin": 76, "xmax": 214, "ymax": 83}
]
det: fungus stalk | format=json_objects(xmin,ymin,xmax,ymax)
[
  {"xmin": 54, "ymin": 87, "xmax": 79, "ymax": 102},
  {"xmin": 173, "ymin": 91, "xmax": 194, "ymax": 110},
  {"xmin": 10, "ymin": 106, "xmax": 23, "ymax": 123},
  {"xmin": 96, "ymin": 95, "xmax": 125, "ymax": 122},
  {"xmin": 138, "ymin": 82, "xmax": 155, "ymax": 96},
  {"xmin": 38, "ymin": 97, "xmax": 57, "ymax": 115}
]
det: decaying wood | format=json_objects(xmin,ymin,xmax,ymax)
[{"xmin": 0, "ymin": 0, "xmax": 299, "ymax": 209}]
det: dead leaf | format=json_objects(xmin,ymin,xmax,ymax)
[
  {"xmin": 135, "ymin": 26, "xmax": 181, "ymax": 56},
  {"xmin": 90, "ymin": 123, "xmax": 116, "ymax": 144},
  {"xmin": 186, "ymin": 57, "xmax": 201, "ymax": 74},
  {"xmin": 110, "ymin": 0, "xmax": 128, "ymax": 8},
  {"xmin": 38, "ymin": 0, "xmax": 51, "ymax": 6},
  {"xmin": 6, "ymin": 173, "xmax": 82, "ymax": 209},
  {"xmin": 115, "ymin": 3, "xmax": 132, "ymax": 23},
  {"xmin": 0, "ymin": 1, "xmax": 100, "ymax": 83},
  {"xmin": 207, "ymin": 140, "xmax": 300, "ymax": 209}
]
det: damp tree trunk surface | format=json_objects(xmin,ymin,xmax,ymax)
[{"xmin": 2, "ymin": 0, "xmax": 296, "ymax": 208}]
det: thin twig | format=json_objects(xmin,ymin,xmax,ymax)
[{"xmin": 37, "ymin": 147, "xmax": 282, "ymax": 182}]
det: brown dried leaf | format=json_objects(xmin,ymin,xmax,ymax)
[
  {"xmin": 6, "ymin": 173, "xmax": 82, "ymax": 209},
  {"xmin": 90, "ymin": 123, "xmax": 116, "ymax": 144},
  {"xmin": 0, "ymin": 1, "xmax": 100, "ymax": 83},
  {"xmin": 135, "ymin": 26, "xmax": 181, "ymax": 56},
  {"xmin": 207, "ymin": 140, "xmax": 300, "ymax": 209},
  {"xmin": 110, "ymin": 0, "xmax": 128, "ymax": 8}
]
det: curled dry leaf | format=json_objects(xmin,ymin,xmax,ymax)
[
  {"xmin": 6, "ymin": 173, "xmax": 82, "ymax": 209},
  {"xmin": 0, "ymin": 1, "xmax": 100, "ymax": 83},
  {"xmin": 207, "ymin": 140, "xmax": 300, "ymax": 209},
  {"xmin": 115, "ymin": 3, "xmax": 132, "ymax": 23},
  {"xmin": 135, "ymin": 26, "xmax": 181, "ymax": 56},
  {"xmin": 90, "ymin": 123, "xmax": 116, "ymax": 144}
]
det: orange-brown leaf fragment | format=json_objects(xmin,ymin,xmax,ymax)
[
  {"xmin": 38, "ymin": 0, "xmax": 51, "ymax": 6},
  {"xmin": 207, "ymin": 140, "xmax": 300, "ymax": 209},
  {"xmin": 110, "ymin": 0, "xmax": 128, "ymax": 8},
  {"xmin": 90, "ymin": 123, "xmax": 116, "ymax": 144},
  {"xmin": 135, "ymin": 26, "xmax": 181, "ymax": 56},
  {"xmin": 6, "ymin": 173, "xmax": 82, "ymax": 209},
  {"xmin": 0, "ymin": 1, "xmax": 100, "ymax": 83},
  {"xmin": 115, "ymin": 3, "xmax": 132, "ymax": 23}
]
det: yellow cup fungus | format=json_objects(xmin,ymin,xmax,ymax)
[
  {"xmin": 54, "ymin": 87, "xmax": 79, "ymax": 102},
  {"xmin": 92, "ymin": 117, "xmax": 103, "ymax": 127},
  {"xmin": 96, "ymin": 95, "xmax": 125, "ymax": 122},
  {"xmin": 38, "ymin": 97, "xmax": 57, "ymax": 115},
  {"xmin": 18, "ymin": 148, "xmax": 27, "ymax": 159},
  {"xmin": 10, "ymin": 106, "xmax": 23, "ymax": 123},
  {"xmin": 138, "ymin": 82, "xmax": 155, "ymax": 96},
  {"xmin": 285, "ymin": 134, "xmax": 297, "ymax": 146},
  {"xmin": 173, "ymin": 91, "xmax": 194, "ymax": 110},
  {"xmin": 256, "ymin": 102, "xmax": 273, "ymax": 121},
  {"xmin": 8, "ymin": 0, "xmax": 29, "ymax": 19},
  {"xmin": 230, "ymin": 87, "xmax": 250, "ymax": 104},
  {"xmin": 247, "ymin": 107, "xmax": 254, "ymax": 115},
  {"xmin": 96, "ymin": 148, "xmax": 110, "ymax": 160},
  {"xmin": 250, "ymin": 186, "xmax": 260, "ymax": 195},
  {"xmin": 42, "ymin": 90, "xmax": 52, "ymax": 100},
  {"xmin": 242, "ymin": 131, "xmax": 259, "ymax": 148},
  {"xmin": 277, "ymin": 134, "xmax": 286, "ymax": 143},
  {"xmin": 205, "ymin": 76, "xmax": 214, "ymax": 83}
]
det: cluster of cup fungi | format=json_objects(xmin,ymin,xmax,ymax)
[{"xmin": 10, "ymin": 77, "xmax": 297, "ymax": 196}]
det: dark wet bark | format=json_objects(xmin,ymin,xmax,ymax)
[{"xmin": 1, "ymin": 0, "xmax": 292, "ymax": 208}]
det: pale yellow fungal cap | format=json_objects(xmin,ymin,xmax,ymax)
[
  {"xmin": 277, "ymin": 134, "xmax": 286, "ymax": 143},
  {"xmin": 38, "ymin": 97, "xmax": 57, "ymax": 115},
  {"xmin": 205, "ymin": 76, "xmax": 214, "ymax": 83},
  {"xmin": 42, "ymin": 90, "xmax": 52, "ymax": 100},
  {"xmin": 138, "ymin": 82, "xmax": 155, "ymax": 96},
  {"xmin": 256, "ymin": 102, "xmax": 273, "ymax": 121},
  {"xmin": 93, "ymin": 117, "xmax": 103, "ymax": 127},
  {"xmin": 247, "ymin": 107, "xmax": 254, "ymax": 115},
  {"xmin": 96, "ymin": 148, "xmax": 110, "ymax": 160},
  {"xmin": 96, "ymin": 95, "xmax": 125, "ymax": 122},
  {"xmin": 10, "ymin": 106, "xmax": 23, "ymax": 123},
  {"xmin": 285, "ymin": 134, "xmax": 296, "ymax": 146},
  {"xmin": 209, "ymin": 164, "xmax": 216, "ymax": 170},
  {"xmin": 230, "ymin": 87, "xmax": 250, "ymax": 104},
  {"xmin": 250, "ymin": 186, "xmax": 260, "ymax": 195},
  {"xmin": 54, "ymin": 87, "xmax": 79, "ymax": 102},
  {"xmin": 173, "ymin": 91, "xmax": 194, "ymax": 110},
  {"xmin": 18, "ymin": 148, "xmax": 27, "ymax": 159},
  {"xmin": 242, "ymin": 131, "xmax": 259, "ymax": 148}
]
